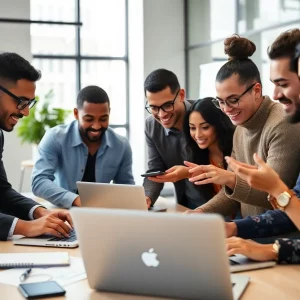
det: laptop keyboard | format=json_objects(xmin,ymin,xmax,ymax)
[
  {"xmin": 48, "ymin": 229, "xmax": 77, "ymax": 242},
  {"xmin": 229, "ymin": 259, "xmax": 240, "ymax": 265}
]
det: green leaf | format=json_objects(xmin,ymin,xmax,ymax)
[{"xmin": 17, "ymin": 90, "xmax": 71, "ymax": 144}]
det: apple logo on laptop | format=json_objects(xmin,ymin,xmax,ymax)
[{"xmin": 141, "ymin": 248, "xmax": 160, "ymax": 267}]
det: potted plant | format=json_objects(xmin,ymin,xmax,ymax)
[{"xmin": 17, "ymin": 90, "xmax": 71, "ymax": 160}]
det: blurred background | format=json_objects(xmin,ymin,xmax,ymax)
[{"xmin": 0, "ymin": 0, "xmax": 299, "ymax": 194}]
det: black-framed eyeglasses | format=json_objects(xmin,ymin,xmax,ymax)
[
  {"xmin": 212, "ymin": 83, "xmax": 257, "ymax": 109},
  {"xmin": 0, "ymin": 85, "xmax": 37, "ymax": 110},
  {"xmin": 145, "ymin": 89, "xmax": 180, "ymax": 114}
]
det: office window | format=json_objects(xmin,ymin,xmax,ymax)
[
  {"xmin": 81, "ymin": 60, "xmax": 127, "ymax": 125},
  {"xmin": 80, "ymin": 0, "xmax": 126, "ymax": 56},
  {"xmin": 30, "ymin": 0, "xmax": 128, "ymax": 136},
  {"xmin": 238, "ymin": 0, "xmax": 300, "ymax": 32},
  {"xmin": 114, "ymin": 127, "xmax": 127, "ymax": 137},
  {"xmin": 32, "ymin": 59, "xmax": 76, "ymax": 109},
  {"xmin": 186, "ymin": 0, "xmax": 300, "ymax": 100},
  {"xmin": 31, "ymin": 0, "xmax": 76, "ymax": 55}
]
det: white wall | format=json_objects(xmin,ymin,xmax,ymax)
[
  {"xmin": 0, "ymin": 0, "xmax": 32, "ymax": 191},
  {"xmin": 128, "ymin": 0, "xmax": 185, "ymax": 186},
  {"xmin": 143, "ymin": 0, "xmax": 185, "ymax": 86}
]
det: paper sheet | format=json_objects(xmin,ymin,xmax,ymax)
[{"xmin": 0, "ymin": 256, "xmax": 86, "ymax": 287}]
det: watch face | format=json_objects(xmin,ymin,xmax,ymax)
[{"xmin": 277, "ymin": 192, "xmax": 291, "ymax": 207}]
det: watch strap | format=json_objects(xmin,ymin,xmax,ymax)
[{"xmin": 267, "ymin": 189, "xmax": 295, "ymax": 211}]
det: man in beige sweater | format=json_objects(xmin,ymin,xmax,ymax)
[{"xmin": 187, "ymin": 35, "xmax": 300, "ymax": 218}]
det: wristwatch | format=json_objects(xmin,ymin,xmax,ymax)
[{"xmin": 267, "ymin": 190, "xmax": 295, "ymax": 211}]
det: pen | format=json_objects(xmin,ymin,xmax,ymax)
[{"xmin": 20, "ymin": 268, "xmax": 32, "ymax": 282}]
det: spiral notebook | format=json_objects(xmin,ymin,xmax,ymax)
[{"xmin": 0, "ymin": 252, "xmax": 70, "ymax": 268}]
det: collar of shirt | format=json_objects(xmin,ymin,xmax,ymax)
[
  {"xmin": 164, "ymin": 127, "xmax": 181, "ymax": 136},
  {"xmin": 163, "ymin": 100, "xmax": 193, "ymax": 136}
]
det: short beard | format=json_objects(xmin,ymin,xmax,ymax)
[
  {"xmin": 288, "ymin": 102, "xmax": 300, "ymax": 124},
  {"xmin": 79, "ymin": 127, "xmax": 107, "ymax": 143}
]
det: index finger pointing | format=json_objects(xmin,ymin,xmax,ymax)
[
  {"xmin": 184, "ymin": 161, "xmax": 198, "ymax": 168},
  {"xmin": 229, "ymin": 162, "xmax": 256, "ymax": 180},
  {"xmin": 57, "ymin": 211, "xmax": 74, "ymax": 228},
  {"xmin": 65, "ymin": 214, "xmax": 74, "ymax": 228}
]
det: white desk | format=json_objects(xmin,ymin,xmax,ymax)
[{"xmin": 1, "ymin": 197, "xmax": 300, "ymax": 299}]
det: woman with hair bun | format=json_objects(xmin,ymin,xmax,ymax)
[{"xmin": 186, "ymin": 34, "xmax": 300, "ymax": 219}]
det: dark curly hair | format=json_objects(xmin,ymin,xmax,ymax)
[
  {"xmin": 0, "ymin": 52, "xmax": 41, "ymax": 85},
  {"xmin": 216, "ymin": 34, "xmax": 261, "ymax": 86},
  {"xmin": 144, "ymin": 69, "xmax": 180, "ymax": 95},
  {"xmin": 77, "ymin": 85, "xmax": 110, "ymax": 109},
  {"xmin": 268, "ymin": 29, "xmax": 300, "ymax": 73}
]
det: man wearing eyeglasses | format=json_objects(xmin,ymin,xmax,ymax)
[
  {"xmin": 0, "ymin": 52, "xmax": 73, "ymax": 241},
  {"xmin": 143, "ymin": 69, "xmax": 212, "ymax": 209}
]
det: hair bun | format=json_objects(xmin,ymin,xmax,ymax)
[{"xmin": 224, "ymin": 34, "xmax": 256, "ymax": 60}]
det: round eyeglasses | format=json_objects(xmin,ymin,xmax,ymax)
[
  {"xmin": 0, "ymin": 85, "xmax": 37, "ymax": 110},
  {"xmin": 212, "ymin": 83, "xmax": 257, "ymax": 109},
  {"xmin": 145, "ymin": 89, "xmax": 180, "ymax": 114}
]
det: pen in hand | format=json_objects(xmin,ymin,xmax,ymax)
[{"xmin": 20, "ymin": 268, "xmax": 32, "ymax": 282}]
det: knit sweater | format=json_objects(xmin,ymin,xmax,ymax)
[{"xmin": 200, "ymin": 96, "xmax": 300, "ymax": 217}]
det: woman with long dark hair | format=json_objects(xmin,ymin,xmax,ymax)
[
  {"xmin": 155, "ymin": 97, "xmax": 235, "ymax": 209},
  {"xmin": 182, "ymin": 98, "xmax": 234, "ymax": 196}
]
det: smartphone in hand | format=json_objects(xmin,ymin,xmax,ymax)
[
  {"xmin": 141, "ymin": 171, "xmax": 166, "ymax": 177},
  {"xmin": 148, "ymin": 206, "xmax": 167, "ymax": 212}
]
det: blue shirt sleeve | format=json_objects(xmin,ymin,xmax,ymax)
[
  {"xmin": 31, "ymin": 129, "xmax": 78, "ymax": 208},
  {"xmin": 234, "ymin": 210, "xmax": 297, "ymax": 239},
  {"xmin": 113, "ymin": 139, "xmax": 135, "ymax": 185}
]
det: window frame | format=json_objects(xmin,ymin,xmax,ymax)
[{"xmin": 31, "ymin": 0, "xmax": 129, "ymax": 137}]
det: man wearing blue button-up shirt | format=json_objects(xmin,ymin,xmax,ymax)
[{"xmin": 32, "ymin": 86, "xmax": 134, "ymax": 208}]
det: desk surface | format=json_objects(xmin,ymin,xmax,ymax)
[{"xmin": 1, "ymin": 197, "xmax": 299, "ymax": 300}]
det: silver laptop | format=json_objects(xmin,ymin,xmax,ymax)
[
  {"xmin": 71, "ymin": 208, "xmax": 249, "ymax": 300},
  {"xmin": 230, "ymin": 253, "xmax": 275, "ymax": 272},
  {"xmin": 13, "ymin": 229, "xmax": 79, "ymax": 248},
  {"xmin": 77, "ymin": 182, "xmax": 148, "ymax": 210}
]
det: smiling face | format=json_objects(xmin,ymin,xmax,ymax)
[
  {"xmin": 215, "ymin": 74, "xmax": 262, "ymax": 126},
  {"xmin": 74, "ymin": 101, "xmax": 110, "ymax": 144},
  {"xmin": 145, "ymin": 87, "xmax": 186, "ymax": 130},
  {"xmin": 0, "ymin": 79, "xmax": 35, "ymax": 132},
  {"xmin": 189, "ymin": 111, "xmax": 217, "ymax": 150},
  {"xmin": 270, "ymin": 57, "xmax": 300, "ymax": 123}
]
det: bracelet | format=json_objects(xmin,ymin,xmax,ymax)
[{"xmin": 272, "ymin": 240, "xmax": 280, "ymax": 261}]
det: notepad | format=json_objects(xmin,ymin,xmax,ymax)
[{"xmin": 0, "ymin": 252, "xmax": 70, "ymax": 268}]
